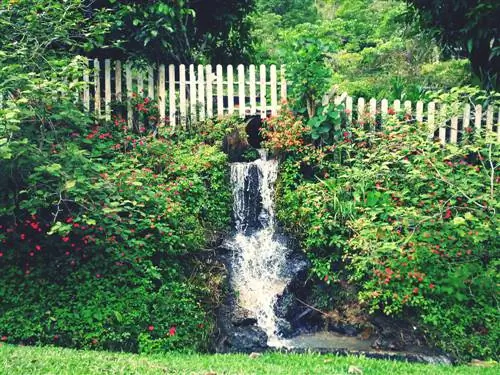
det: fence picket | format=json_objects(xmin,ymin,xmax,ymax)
[
  {"xmin": 227, "ymin": 65, "xmax": 234, "ymax": 115},
  {"xmin": 450, "ymin": 104, "xmax": 458, "ymax": 144},
  {"xmin": 270, "ymin": 65, "xmax": 278, "ymax": 116},
  {"xmin": 189, "ymin": 65, "xmax": 197, "ymax": 123},
  {"xmin": 486, "ymin": 105, "xmax": 493, "ymax": 131},
  {"xmin": 404, "ymin": 100, "xmax": 412, "ymax": 117},
  {"xmin": 357, "ymin": 97, "xmax": 365, "ymax": 119},
  {"xmin": 158, "ymin": 64, "xmax": 166, "ymax": 127},
  {"xmin": 137, "ymin": 71, "xmax": 144, "ymax": 96},
  {"xmin": 475, "ymin": 104, "xmax": 482, "ymax": 130},
  {"xmin": 179, "ymin": 64, "xmax": 187, "ymax": 128},
  {"xmin": 381, "ymin": 99, "xmax": 388, "ymax": 118},
  {"xmin": 198, "ymin": 65, "xmax": 205, "ymax": 121},
  {"xmin": 369, "ymin": 98, "xmax": 377, "ymax": 121},
  {"xmin": 439, "ymin": 103, "xmax": 447, "ymax": 144},
  {"xmin": 249, "ymin": 65, "xmax": 257, "ymax": 115},
  {"xmin": 169, "ymin": 64, "xmax": 176, "ymax": 129},
  {"xmin": 238, "ymin": 64, "xmax": 245, "ymax": 117},
  {"xmin": 83, "ymin": 60, "xmax": 90, "ymax": 111},
  {"xmin": 114, "ymin": 61, "xmax": 122, "ymax": 102},
  {"xmin": 216, "ymin": 64, "xmax": 224, "ymax": 117},
  {"xmin": 393, "ymin": 99, "xmax": 401, "ymax": 113},
  {"xmin": 205, "ymin": 65, "xmax": 213, "ymax": 118},
  {"xmin": 427, "ymin": 102, "xmax": 436, "ymax": 138},
  {"xmin": 93, "ymin": 59, "xmax": 101, "ymax": 117},
  {"xmin": 346, "ymin": 96, "xmax": 353, "ymax": 122},
  {"xmin": 148, "ymin": 66, "xmax": 154, "ymax": 99},
  {"xmin": 260, "ymin": 65, "xmax": 267, "ymax": 119},
  {"xmin": 125, "ymin": 63, "xmax": 133, "ymax": 129},
  {"xmin": 463, "ymin": 103, "xmax": 471, "ymax": 132},
  {"xmin": 280, "ymin": 65, "xmax": 287, "ymax": 103},
  {"xmin": 104, "ymin": 59, "xmax": 111, "ymax": 121}
]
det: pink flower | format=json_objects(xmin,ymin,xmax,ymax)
[
  {"xmin": 169, "ymin": 326, "xmax": 176, "ymax": 336},
  {"xmin": 148, "ymin": 325, "xmax": 154, "ymax": 331}
]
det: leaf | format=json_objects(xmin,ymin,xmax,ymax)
[{"xmin": 64, "ymin": 180, "xmax": 76, "ymax": 190}]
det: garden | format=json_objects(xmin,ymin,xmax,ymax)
[{"xmin": 0, "ymin": 1, "xmax": 498, "ymax": 374}]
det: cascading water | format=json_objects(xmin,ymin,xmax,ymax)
[{"xmin": 226, "ymin": 149, "xmax": 290, "ymax": 346}]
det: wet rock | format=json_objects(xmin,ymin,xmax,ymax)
[
  {"xmin": 225, "ymin": 326, "xmax": 268, "ymax": 353},
  {"xmin": 275, "ymin": 318, "xmax": 294, "ymax": 337},
  {"xmin": 371, "ymin": 335, "xmax": 405, "ymax": 351},
  {"xmin": 328, "ymin": 323, "xmax": 360, "ymax": 337},
  {"xmin": 223, "ymin": 126, "xmax": 250, "ymax": 162},
  {"xmin": 232, "ymin": 305, "xmax": 258, "ymax": 327}
]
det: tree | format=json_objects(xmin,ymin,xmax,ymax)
[
  {"xmin": 407, "ymin": 0, "xmax": 500, "ymax": 89},
  {"xmin": 88, "ymin": 0, "xmax": 255, "ymax": 64}
]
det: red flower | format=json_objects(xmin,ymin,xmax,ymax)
[
  {"xmin": 169, "ymin": 326, "xmax": 176, "ymax": 336},
  {"xmin": 148, "ymin": 325, "xmax": 154, "ymax": 331},
  {"xmin": 20, "ymin": 234, "xmax": 26, "ymax": 240},
  {"xmin": 35, "ymin": 245, "xmax": 41, "ymax": 251},
  {"xmin": 429, "ymin": 283, "xmax": 435, "ymax": 289},
  {"xmin": 323, "ymin": 275, "xmax": 328, "ymax": 282},
  {"xmin": 0, "ymin": 252, "xmax": 3, "ymax": 257},
  {"xmin": 0, "ymin": 336, "xmax": 7, "ymax": 342},
  {"xmin": 443, "ymin": 209, "xmax": 452, "ymax": 219},
  {"xmin": 62, "ymin": 236, "xmax": 70, "ymax": 242},
  {"xmin": 413, "ymin": 287, "xmax": 419, "ymax": 294}
]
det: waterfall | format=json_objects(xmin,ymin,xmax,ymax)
[{"xmin": 226, "ymin": 150, "xmax": 290, "ymax": 346}]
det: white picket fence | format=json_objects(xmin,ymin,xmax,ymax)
[
  {"xmin": 330, "ymin": 93, "xmax": 500, "ymax": 144},
  {"xmin": 83, "ymin": 59, "xmax": 287, "ymax": 129}
]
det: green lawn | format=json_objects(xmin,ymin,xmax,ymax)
[{"xmin": 0, "ymin": 344, "xmax": 498, "ymax": 375}]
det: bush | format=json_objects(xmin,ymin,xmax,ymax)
[
  {"xmin": 0, "ymin": 91, "xmax": 233, "ymax": 352},
  {"xmin": 271, "ymin": 111, "xmax": 499, "ymax": 361}
]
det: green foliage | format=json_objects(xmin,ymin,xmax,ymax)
[
  {"xmin": 0, "ymin": 84, "xmax": 232, "ymax": 351},
  {"xmin": 407, "ymin": 0, "xmax": 500, "ymax": 89},
  {"xmin": 274, "ymin": 111, "xmax": 499, "ymax": 361},
  {"xmin": 90, "ymin": 0, "xmax": 255, "ymax": 64}
]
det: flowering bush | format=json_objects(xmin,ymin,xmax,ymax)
[
  {"xmin": 0, "ymin": 89, "xmax": 232, "ymax": 352},
  {"xmin": 275, "ymin": 113, "xmax": 499, "ymax": 361}
]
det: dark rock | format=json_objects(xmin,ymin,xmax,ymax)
[
  {"xmin": 371, "ymin": 335, "xmax": 405, "ymax": 351},
  {"xmin": 224, "ymin": 326, "xmax": 268, "ymax": 353},
  {"xmin": 232, "ymin": 305, "xmax": 258, "ymax": 327},
  {"xmin": 328, "ymin": 323, "xmax": 360, "ymax": 337},
  {"xmin": 275, "ymin": 318, "xmax": 294, "ymax": 337},
  {"xmin": 223, "ymin": 126, "xmax": 250, "ymax": 162}
]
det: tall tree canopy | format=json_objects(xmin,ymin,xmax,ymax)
[
  {"xmin": 88, "ymin": 0, "xmax": 255, "ymax": 64},
  {"xmin": 407, "ymin": 0, "xmax": 499, "ymax": 89}
]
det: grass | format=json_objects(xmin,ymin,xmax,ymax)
[{"xmin": 0, "ymin": 344, "xmax": 498, "ymax": 375}]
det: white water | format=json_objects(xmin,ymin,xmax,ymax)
[{"xmin": 226, "ymin": 150, "xmax": 290, "ymax": 346}]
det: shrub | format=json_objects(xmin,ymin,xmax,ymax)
[
  {"xmin": 273, "ymin": 112, "xmax": 499, "ymax": 361},
  {"xmin": 0, "ymin": 91, "xmax": 232, "ymax": 352}
]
